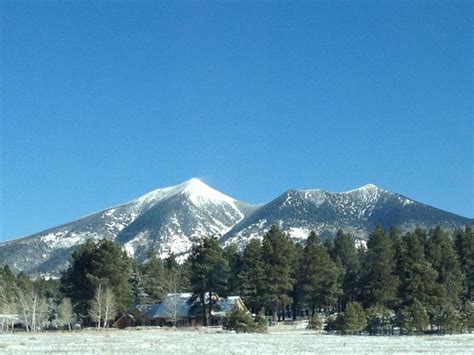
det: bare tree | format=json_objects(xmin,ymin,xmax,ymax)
[
  {"xmin": 58, "ymin": 298, "xmax": 74, "ymax": 331},
  {"xmin": 163, "ymin": 269, "xmax": 183, "ymax": 327},
  {"xmin": 16, "ymin": 287, "xmax": 47, "ymax": 332},
  {"xmin": 164, "ymin": 293, "xmax": 180, "ymax": 327},
  {"xmin": 17, "ymin": 287, "xmax": 32, "ymax": 332},
  {"xmin": 2, "ymin": 295, "xmax": 18, "ymax": 334},
  {"xmin": 0, "ymin": 302, "xmax": 13, "ymax": 333},
  {"xmin": 89, "ymin": 284, "xmax": 104, "ymax": 330},
  {"xmin": 31, "ymin": 293, "xmax": 47, "ymax": 332},
  {"xmin": 89, "ymin": 284, "xmax": 117, "ymax": 329},
  {"xmin": 103, "ymin": 287, "xmax": 117, "ymax": 328},
  {"xmin": 31, "ymin": 292, "xmax": 38, "ymax": 332},
  {"xmin": 0, "ymin": 281, "xmax": 19, "ymax": 333},
  {"xmin": 0, "ymin": 283, "xmax": 7, "ymax": 332}
]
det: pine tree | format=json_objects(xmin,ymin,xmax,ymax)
[
  {"xmin": 163, "ymin": 253, "xmax": 180, "ymax": 275},
  {"xmin": 259, "ymin": 226, "xmax": 296, "ymax": 321},
  {"xmin": 396, "ymin": 231, "xmax": 441, "ymax": 315},
  {"xmin": 332, "ymin": 229, "xmax": 360, "ymax": 311},
  {"xmin": 366, "ymin": 304, "xmax": 395, "ymax": 335},
  {"xmin": 399, "ymin": 299, "xmax": 429, "ymax": 335},
  {"xmin": 129, "ymin": 262, "xmax": 149, "ymax": 305},
  {"xmin": 290, "ymin": 242, "xmax": 305, "ymax": 320},
  {"xmin": 360, "ymin": 226, "xmax": 398, "ymax": 309},
  {"xmin": 179, "ymin": 257, "xmax": 192, "ymax": 292},
  {"xmin": 426, "ymin": 226, "xmax": 464, "ymax": 308},
  {"xmin": 454, "ymin": 226, "xmax": 474, "ymax": 302},
  {"xmin": 189, "ymin": 236, "xmax": 229, "ymax": 326},
  {"xmin": 460, "ymin": 302, "xmax": 474, "ymax": 333},
  {"xmin": 223, "ymin": 243, "xmax": 242, "ymax": 296},
  {"xmin": 222, "ymin": 307, "xmax": 267, "ymax": 333},
  {"xmin": 235, "ymin": 238, "xmax": 265, "ymax": 314},
  {"xmin": 429, "ymin": 302, "xmax": 460, "ymax": 334},
  {"xmin": 323, "ymin": 238, "xmax": 335, "ymax": 259},
  {"xmin": 300, "ymin": 231, "xmax": 340, "ymax": 315},
  {"xmin": 141, "ymin": 250, "xmax": 166, "ymax": 303},
  {"xmin": 340, "ymin": 302, "xmax": 367, "ymax": 335},
  {"xmin": 60, "ymin": 239, "xmax": 133, "ymax": 321},
  {"xmin": 0, "ymin": 266, "xmax": 17, "ymax": 304},
  {"xmin": 89, "ymin": 240, "xmax": 133, "ymax": 313},
  {"xmin": 60, "ymin": 240, "xmax": 97, "ymax": 318}
]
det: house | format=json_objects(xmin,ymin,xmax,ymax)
[
  {"xmin": 113, "ymin": 314, "xmax": 138, "ymax": 329},
  {"xmin": 116, "ymin": 293, "xmax": 247, "ymax": 328},
  {"xmin": 147, "ymin": 293, "xmax": 197, "ymax": 327},
  {"xmin": 113, "ymin": 306, "xmax": 153, "ymax": 329},
  {"xmin": 0, "ymin": 314, "xmax": 27, "ymax": 330}
]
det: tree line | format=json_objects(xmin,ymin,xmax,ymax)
[
  {"xmin": 202, "ymin": 225, "xmax": 473, "ymax": 334},
  {"xmin": 0, "ymin": 225, "xmax": 472, "ymax": 334}
]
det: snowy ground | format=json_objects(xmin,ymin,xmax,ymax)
[{"xmin": 0, "ymin": 327, "xmax": 473, "ymax": 354}]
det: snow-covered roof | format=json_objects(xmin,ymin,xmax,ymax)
[
  {"xmin": 211, "ymin": 296, "xmax": 243, "ymax": 316},
  {"xmin": 0, "ymin": 314, "xmax": 26, "ymax": 325}
]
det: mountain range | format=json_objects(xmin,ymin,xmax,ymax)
[{"xmin": 1, "ymin": 178, "xmax": 472, "ymax": 275}]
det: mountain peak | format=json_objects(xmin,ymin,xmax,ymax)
[
  {"xmin": 181, "ymin": 177, "xmax": 211, "ymax": 192},
  {"xmin": 182, "ymin": 177, "xmax": 205, "ymax": 187},
  {"xmin": 344, "ymin": 183, "xmax": 381, "ymax": 194},
  {"xmin": 133, "ymin": 178, "xmax": 236, "ymax": 208},
  {"xmin": 2, "ymin": 178, "xmax": 473, "ymax": 276},
  {"xmin": 283, "ymin": 184, "xmax": 382, "ymax": 196},
  {"xmin": 358, "ymin": 183, "xmax": 381, "ymax": 192},
  {"xmin": 180, "ymin": 178, "xmax": 236, "ymax": 204}
]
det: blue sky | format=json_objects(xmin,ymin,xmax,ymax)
[{"xmin": 1, "ymin": 1, "xmax": 472, "ymax": 241}]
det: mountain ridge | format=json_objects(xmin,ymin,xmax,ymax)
[{"xmin": 1, "ymin": 178, "xmax": 472, "ymax": 275}]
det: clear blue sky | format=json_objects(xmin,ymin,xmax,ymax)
[{"xmin": 1, "ymin": 1, "xmax": 472, "ymax": 241}]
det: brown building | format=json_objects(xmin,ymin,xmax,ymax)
[{"xmin": 114, "ymin": 293, "xmax": 247, "ymax": 329}]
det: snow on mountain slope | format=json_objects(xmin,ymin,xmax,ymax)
[
  {"xmin": 132, "ymin": 178, "xmax": 241, "ymax": 211},
  {"xmin": 115, "ymin": 179, "xmax": 252, "ymax": 260},
  {"xmin": 0, "ymin": 179, "xmax": 254, "ymax": 274},
  {"xmin": 1, "ymin": 180, "xmax": 472, "ymax": 276},
  {"xmin": 222, "ymin": 184, "xmax": 473, "ymax": 246}
]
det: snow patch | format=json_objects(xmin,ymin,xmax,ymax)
[{"xmin": 288, "ymin": 227, "xmax": 311, "ymax": 240}]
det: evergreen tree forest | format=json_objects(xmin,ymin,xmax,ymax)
[{"xmin": 0, "ymin": 225, "xmax": 473, "ymax": 334}]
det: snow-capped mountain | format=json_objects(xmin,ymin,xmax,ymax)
[
  {"xmin": 0, "ymin": 178, "xmax": 255, "ymax": 274},
  {"xmin": 222, "ymin": 184, "xmax": 473, "ymax": 246},
  {"xmin": 116, "ymin": 178, "xmax": 255, "ymax": 261},
  {"xmin": 0, "ymin": 179, "xmax": 472, "ymax": 275}
]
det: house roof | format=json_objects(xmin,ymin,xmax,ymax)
[
  {"xmin": 0, "ymin": 314, "xmax": 26, "ymax": 325},
  {"xmin": 211, "ymin": 296, "xmax": 243, "ymax": 317},
  {"xmin": 137, "ymin": 293, "xmax": 245, "ymax": 319},
  {"xmin": 149, "ymin": 293, "xmax": 193, "ymax": 319},
  {"xmin": 113, "ymin": 313, "xmax": 136, "ymax": 325}
]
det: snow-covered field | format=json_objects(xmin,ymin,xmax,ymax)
[{"xmin": 0, "ymin": 327, "xmax": 473, "ymax": 354}]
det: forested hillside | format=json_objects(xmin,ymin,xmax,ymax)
[{"xmin": 1, "ymin": 225, "xmax": 473, "ymax": 335}]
